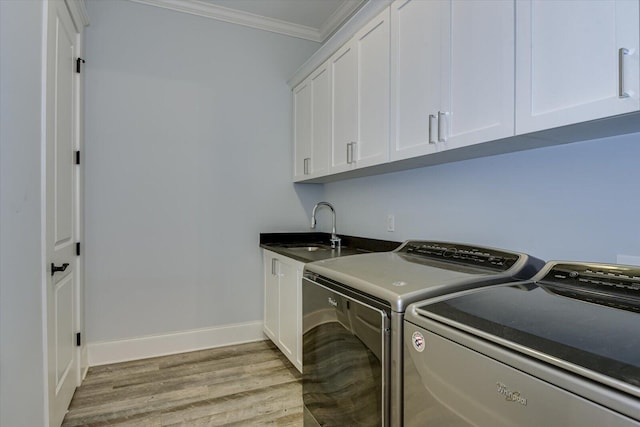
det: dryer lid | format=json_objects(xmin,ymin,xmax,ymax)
[{"xmin": 410, "ymin": 261, "xmax": 640, "ymax": 397}]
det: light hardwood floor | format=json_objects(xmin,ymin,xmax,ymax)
[{"xmin": 62, "ymin": 340, "xmax": 302, "ymax": 426}]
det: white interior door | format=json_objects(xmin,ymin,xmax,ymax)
[{"xmin": 45, "ymin": 1, "xmax": 79, "ymax": 425}]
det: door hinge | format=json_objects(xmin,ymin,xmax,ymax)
[
  {"xmin": 76, "ymin": 242, "xmax": 81, "ymax": 256},
  {"xmin": 76, "ymin": 332, "xmax": 81, "ymax": 347},
  {"xmin": 76, "ymin": 57, "xmax": 85, "ymax": 74},
  {"xmin": 75, "ymin": 151, "xmax": 80, "ymax": 165}
]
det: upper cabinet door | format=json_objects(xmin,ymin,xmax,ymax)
[
  {"xmin": 293, "ymin": 62, "xmax": 330, "ymax": 182},
  {"xmin": 330, "ymin": 7, "xmax": 391, "ymax": 174},
  {"xmin": 293, "ymin": 81, "xmax": 312, "ymax": 181},
  {"xmin": 391, "ymin": 0, "xmax": 514, "ymax": 159},
  {"xmin": 330, "ymin": 41, "xmax": 358, "ymax": 174},
  {"xmin": 440, "ymin": 0, "xmax": 515, "ymax": 150},
  {"xmin": 516, "ymin": 0, "xmax": 640, "ymax": 135},
  {"xmin": 390, "ymin": 0, "xmax": 448, "ymax": 161},
  {"xmin": 310, "ymin": 64, "xmax": 330, "ymax": 178},
  {"xmin": 355, "ymin": 7, "xmax": 390, "ymax": 169}
]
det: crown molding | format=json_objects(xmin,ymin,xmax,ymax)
[
  {"xmin": 288, "ymin": 0, "xmax": 392, "ymax": 88},
  {"xmin": 318, "ymin": 0, "xmax": 366, "ymax": 41},
  {"xmin": 128, "ymin": 0, "xmax": 327, "ymax": 42},
  {"xmin": 65, "ymin": 0, "xmax": 90, "ymax": 30}
]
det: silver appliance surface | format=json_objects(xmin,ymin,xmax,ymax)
[
  {"xmin": 404, "ymin": 261, "xmax": 640, "ymax": 426},
  {"xmin": 302, "ymin": 240, "xmax": 544, "ymax": 426},
  {"xmin": 304, "ymin": 240, "xmax": 543, "ymax": 313}
]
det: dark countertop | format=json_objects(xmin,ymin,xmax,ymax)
[{"xmin": 260, "ymin": 232, "xmax": 401, "ymax": 263}]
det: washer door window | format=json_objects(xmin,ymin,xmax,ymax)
[{"xmin": 303, "ymin": 277, "xmax": 390, "ymax": 426}]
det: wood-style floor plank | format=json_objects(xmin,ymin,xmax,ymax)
[{"xmin": 62, "ymin": 340, "xmax": 302, "ymax": 426}]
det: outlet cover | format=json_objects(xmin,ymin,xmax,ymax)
[{"xmin": 387, "ymin": 214, "xmax": 395, "ymax": 232}]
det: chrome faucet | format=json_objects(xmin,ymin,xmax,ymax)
[{"xmin": 311, "ymin": 202, "xmax": 341, "ymax": 249}]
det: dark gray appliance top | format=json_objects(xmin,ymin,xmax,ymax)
[
  {"xmin": 406, "ymin": 260, "xmax": 640, "ymax": 399},
  {"xmin": 304, "ymin": 240, "xmax": 544, "ymax": 313}
]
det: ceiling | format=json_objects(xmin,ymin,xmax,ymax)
[{"xmin": 130, "ymin": 0, "xmax": 366, "ymax": 42}]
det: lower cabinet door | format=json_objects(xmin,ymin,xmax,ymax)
[
  {"xmin": 263, "ymin": 250, "xmax": 303, "ymax": 372},
  {"xmin": 278, "ymin": 259, "xmax": 300, "ymax": 367},
  {"xmin": 263, "ymin": 252, "xmax": 279, "ymax": 341}
]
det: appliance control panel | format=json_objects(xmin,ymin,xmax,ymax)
[
  {"xmin": 539, "ymin": 262, "xmax": 640, "ymax": 312},
  {"xmin": 398, "ymin": 241, "xmax": 519, "ymax": 271}
]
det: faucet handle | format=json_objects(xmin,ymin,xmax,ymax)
[{"xmin": 330, "ymin": 236, "xmax": 341, "ymax": 249}]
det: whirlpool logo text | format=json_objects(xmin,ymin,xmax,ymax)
[{"xmin": 496, "ymin": 382, "xmax": 528, "ymax": 406}]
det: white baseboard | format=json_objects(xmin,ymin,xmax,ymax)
[
  {"xmin": 80, "ymin": 345, "xmax": 89, "ymax": 379},
  {"xmin": 87, "ymin": 321, "xmax": 265, "ymax": 366}
]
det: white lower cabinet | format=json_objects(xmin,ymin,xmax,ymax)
[{"xmin": 263, "ymin": 250, "xmax": 303, "ymax": 372}]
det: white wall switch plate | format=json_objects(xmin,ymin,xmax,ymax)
[{"xmin": 387, "ymin": 214, "xmax": 395, "ymax": 232}]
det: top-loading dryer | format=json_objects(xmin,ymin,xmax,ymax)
[{"xmin": 403, "ymin": 260, "xmax": 640, "ymax": 426}]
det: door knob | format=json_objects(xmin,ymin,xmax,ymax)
[{"xmin": 51, "ymin": 263, "xmax": 69, "ymax": 276}]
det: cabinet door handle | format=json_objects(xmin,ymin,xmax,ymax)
[
  {"xmin": 347, "ymin": 142, "xmax": 356, "ymax": 164},
  {"xmin": 303, "ymin": 157, "xmax": 310, "ymax": 175},
  {"xmin": 437, "ymin": 111, "xmax": 447, "ymax": 142},
  {"xmin": 619, "ymin": 47, "xmax": 630, "ymax": 99},
  {"xmin": 428, "ymin": 114, "xmax": 436, "ymax": 144},
  {"xmin": 350, "ymin": 142, "xmax": 356, "ymax": 163},
  {"xmin": 271, "ymin": 258, "xmax": 277, "ymax": 275}
]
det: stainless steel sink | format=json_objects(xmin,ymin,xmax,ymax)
[
  {"xmin": 297, "ymin": 246, "xmax": 325, "ymax": 252},
  {"xmin": 281, "ymin": 244, "xmax": 333, "ymax": 252}
]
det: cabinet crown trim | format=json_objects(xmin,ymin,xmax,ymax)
[
  {"xmin": 66, "ymin": 0, "xmax": 90, "ymax": 29},
  {"xmin": 127, "ymin": 0, "xmax": 363, "ymax": 43},
  {"xmin": 288, "ymin": 0, "xmax": 392, "ymax": 88}
]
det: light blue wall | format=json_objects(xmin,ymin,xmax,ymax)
[
  {"xmin": 323, "ymin": 132, "xmax": 640, "ymax": 263},
  {"xmin": 83, "ymin": 0, "xmax": 640, "ymax": 350},
  {"xmin": 0, "ymin": 1, "xmax": 47, "ymax": 425},
  {"xmin": 84, "ymin": 0, "xmax": 321, "ymax": 343}
]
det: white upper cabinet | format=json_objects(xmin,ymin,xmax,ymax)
[
  {"xmin": 515, "ymin": 0, "xmax": 640, "ymax": 134},
  {"xmin": 391, "ymin": 0, "xmax": 447, "ymax": 160},
  {"xmin": 331, "ymin": 7, "xmax": 390, "ymax": 174},
  {"xmin": 292, "ymin": 0, "xmax": 640, "ymax": 183},
  {"xmin": 355, "ymin": 8, "xmax": 390, "ymax": 169},
  {"xmin": 391, "ymin": 0, "xmax": 515, "ymax": 161},
  {"xmin": 330, "ymin": 41, "xmax": 358, "ymax": 173},
  {"xmin": 310, "ymin": 64, "xmax": 331, "ymax": 178},
  {"xmin": 293, "ymin": 81, "xmax": 312, "ymax": 180},
  {"xmin": 441, "ymin": 0, "xmax": 515, "ymax": 150},
  {"xmin": 293, "ymin": 62, "xmax": 331, "ymax": 181}
]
